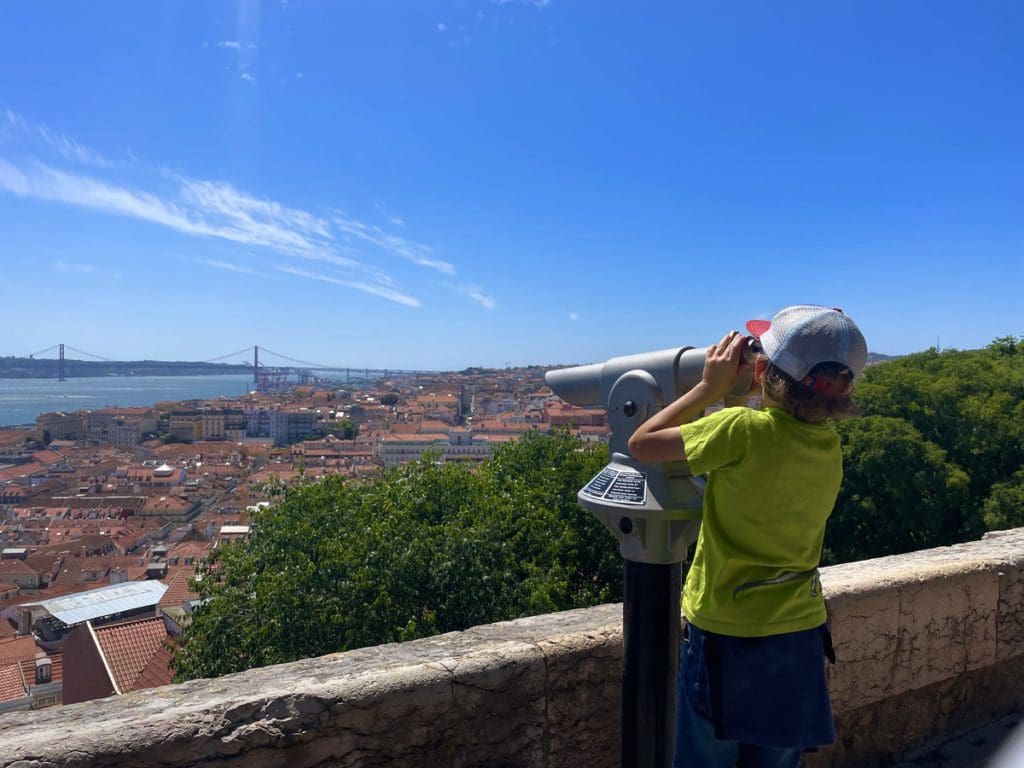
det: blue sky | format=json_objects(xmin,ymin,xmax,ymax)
[{"xmin": 0, "ymin": 1, "xmax": 1021, "ymax": 370}]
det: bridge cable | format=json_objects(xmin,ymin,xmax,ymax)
[
  {"xmin": 63, "ymin": 345, "xmax": 117, "ymax": 362},
  {"xmin": 203, "ymin": 347, "xmax": 257, "ymax": 364},
  {"xmin": 23, "ymin": 345, "xmax": 61, "ymax": 358},
  {"xmin": 257, "ymin": 347, "xmax": 338, "ymax": 370}
]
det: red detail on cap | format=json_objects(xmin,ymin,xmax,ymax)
[
  {"xmin": 745, "ymin": 319, "xmax": 772, "ymax": 338},
  {"xmin": 832, "ymin": 307, "xmax": 843, "ymax": 313},
  {"xmin": 802, "ymin": 374, "xmax": 854, "ymax": 396}
]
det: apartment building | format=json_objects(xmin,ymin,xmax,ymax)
[
  {"xmin": 244, "ymin": 406, "xmax": 276, "ymax": 438},
  {"xmin": 86, "ymin": 409, "xmax": 158, "ymax": 445},
  {"xmin": 35, "ymin": 413, "xmax": 85, "ymax": 442},
  {"xmin": 271, "ymin": 410, "xmax": 320, "ymax": 446}
]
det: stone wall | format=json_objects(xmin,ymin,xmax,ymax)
[
  {"xmin": 810, "ymin": 528, "xmax": 1024, "ymax": 767},
  {"xmin": 1, "ymin": 528, "xmax": 1022, "ymax": 767}
]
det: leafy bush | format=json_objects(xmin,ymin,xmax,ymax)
[{"xmin": 172, "ymin": 431, "xmax": 614, "ymax": 680}]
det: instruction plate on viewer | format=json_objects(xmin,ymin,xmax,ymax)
[{"xmin": 581, "ymin": 466, "xmax": 647, "ymax": 506}]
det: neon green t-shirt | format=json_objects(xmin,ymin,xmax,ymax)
[{"xmin": 679, "ymin": 406, "xmax": 842, "ymax": 637}]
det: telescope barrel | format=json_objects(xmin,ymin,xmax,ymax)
[
  {"xmin": 545, "ymin": 346, "xmax": 750, "ymax": 413},
  {"xmin": 544, "ymin": 362, "xmax": 605, "ymax": 407}
]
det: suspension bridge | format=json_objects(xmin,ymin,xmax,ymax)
[{"xmin": 14, "ymin": 344, "xmax": 440, "ymax": 392}]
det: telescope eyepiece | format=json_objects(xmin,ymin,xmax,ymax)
[{"xmin": 741, "ymin": 336, "xmax": 763, "ymax": 365}]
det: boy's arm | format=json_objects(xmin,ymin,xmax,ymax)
[{"xmin": 627, "ymin": 331, "xmax": 750, "ymax": 464}]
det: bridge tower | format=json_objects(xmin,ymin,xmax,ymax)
[
  {"xmin": 58, "ymin": 343, "xmax": 66, "ymax": 382},
  {"xmin": 254, "ymin": 346, "xmax": 259, "ymax": 388}
]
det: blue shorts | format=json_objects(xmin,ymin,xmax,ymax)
[{"xmin": 676, "ymin": 621, "xmax": 836, "ymax": 757}]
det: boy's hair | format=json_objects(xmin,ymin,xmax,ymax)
[{"xmin": 761, "ymin": 360, "xmax": 860, "ymax": 424}]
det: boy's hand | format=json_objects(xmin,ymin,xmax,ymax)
[{"xmin": 701, "ymin": 331, "xmax": 748, "ymax": 402}]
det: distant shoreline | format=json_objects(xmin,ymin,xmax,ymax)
[
  {"xmin": 0, "ymin": 359, "xmax": 252, "ymax": 379},
  {"xmin": 0, "ymin": 372, "xmax": 255, "ymax": 429}
]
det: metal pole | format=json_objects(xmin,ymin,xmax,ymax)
[{"xmin": 622, "ymin": 560, "xmax": 682, "ymax": 768}]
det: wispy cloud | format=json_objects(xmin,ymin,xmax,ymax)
[
  {"xmin": 176, "ymin": 176, "xmax": 331, "ymax": 251},
  {"xmin": 569, "ymin": 312, "xmax": 578, "ymax": 321},
  {"xmin": 4, "ymin": 110, "xmax": 110, "ymax": 167},
  {"xmin": 240, "ymin": 72, "xmax": 256, "ymax": 83},
  {"xmin": 202, "ymin": 259, "xmax": 262, "ymax": 276},
  {"xmin": 206, "ymin": 40, "xmax": 256, "ymax": 50},
  {"xmin": 492, "ymin": 0, "xmax": 550, "ymax": 7},
  {"xmin": 459, "ymin": 285, "xmax": 497, "ymax": 310},
  {"xmin": 275, "ymin": 266, "xmax": 421, "ymax": 307},
  {"xmin": 0, "ymin": 159, "xmax": 219, "ymax": 238},
  {"xmin": 373, "ymin": 201, "xmax": 406, "ymax": 227},
  {"xmin": 0, "ymin": 158, "xmax": 408, "ymax": 301},
  {"xmin": 0, "ymin": 117, "xmax": 494, "ymax": 309},
  {"xmin": 334, "ymin": 213, "xmax": 455, "ymax": 275}
]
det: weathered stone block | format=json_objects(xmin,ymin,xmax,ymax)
[{"xmin": 997, "ymin": 564, "xmax": 1024, "ymax": 661}]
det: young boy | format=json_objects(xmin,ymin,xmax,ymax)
[{"xmin": 627, "ymin": 305, "xmax": 867, "ymax": 768}]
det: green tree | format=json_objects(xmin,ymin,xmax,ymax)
[
  {"xmin": 326, "ymin": 419, "xmax": 359, "ymax": 439},
  {"xmin": 851, "ymin": 340, "xmax": 1024, "ymax": 538},
  {"xmin": 981, "ymin": 469, "xmax": 1024, "ymax": 531},
  {"xmin": 826, "ymin": 416, "xmax": 970, "ymax": 564},
  {"xmin": 172, "ymin": 431, "xmax": 613, "ymax": 681}
]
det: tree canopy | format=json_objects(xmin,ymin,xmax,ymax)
[
  {"xmin": 825, "ymin": 337, "xmax": 1024, "ymax": 563},
  {"xmin": 172, "ymin": 431, "xmax": 613, "ymax": 681}
]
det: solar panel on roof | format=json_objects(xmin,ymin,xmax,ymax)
[{"xmin": 35, "ymin": 581, "xmax": 168, "ymax": 626}]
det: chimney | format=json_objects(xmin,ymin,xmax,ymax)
[
  {"xmin": 18, "ymin": 607, "xmax": 32, "ymax": 636},
  {"xmin": 146, "ymin": 562, "xmax": 168, "ymax": 580}
]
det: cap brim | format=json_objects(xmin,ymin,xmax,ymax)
[{"xmin": 746, "ymin": 319, "xmax": 772, "ymax": 338}]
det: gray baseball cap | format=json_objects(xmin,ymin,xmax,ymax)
[{"xmin": 746, "ymin": 305, "xmax": 868, "ymax": 382}]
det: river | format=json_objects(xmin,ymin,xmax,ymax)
[{"xmin": 0, "ymin": 375, "xmax": 255, "ymax": 427}]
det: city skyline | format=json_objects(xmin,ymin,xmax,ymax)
[{"xmin": 1, "ymin": 1, "xmax": 1022, "ymax": 369}]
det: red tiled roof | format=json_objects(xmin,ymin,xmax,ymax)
[
  {"xmin": 0, "ymin": 662, "xmax": 27, "ymax": 703},
  {"xmin": 160, "ymin": 566, "xmax": 199, "ymax": 609},
  {"xmin": 133, "ymin": 645, "xmax": 175, "ymax": 690},
  {"xmin": 0, "ymin": 429, "xmax": 30, "ymax": 447},
  {"xmin": 419, "ymin": 420, "xmax": 451, "ymax": 433},
  {"xmin": 251, "ymin": 468, "xmax": 300, "ymax": 483},
  {"xmin": 0, "ymin": 560, "xmax": 37, "ymax": 577},
  {"xmin": 0, "ymin": 463, "xmax": 47, "ymax": 483},
  {"xmin": 389, "ymin": 423, "xmax": 420, "ymax": 434},
  {"xmin": 32, "ymin": 450, "xmax": 64, "ymax": 465},
  {"xmin": 91, "ymin": 407, "xmax": 154, "ymax": 417},
  {"xmin": 94, "ymin": 617, "xmax": 173, "ymax": 693},
  {"xmin": 0, "ymin": 636, "xmax": 45, "ymax": 667},
  {"xmin": 168, "ymin": 541, "xmax": 209, "ymax": 561},
  {"xmin": 143, "ymin": 496, "xmax": 190, "ymax": 513}
]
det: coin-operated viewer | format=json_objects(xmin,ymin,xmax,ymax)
[{"xmin": 545, "ymin": 343, "xmax": 754, "ymax": 768}]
